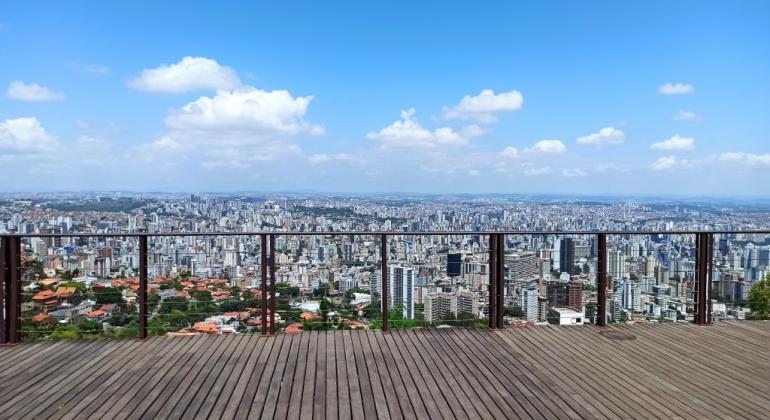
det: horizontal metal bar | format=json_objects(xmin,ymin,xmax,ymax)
[{"xmin": 1, "ymin": 230, "xmax": 769, "ymax": 238}]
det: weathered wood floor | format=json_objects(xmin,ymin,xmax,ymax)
[{"xmin": 0, "ymin": 321, "xmax": 768, "ymax": 419}]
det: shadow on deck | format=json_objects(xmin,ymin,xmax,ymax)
[{"xmin": 0, "ymin": 321, "xmax": 769, "ymax": 419}]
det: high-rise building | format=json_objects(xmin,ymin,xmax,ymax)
[
  {"xmin": 547, "ymin": 280, "xmax": 582, "ymax": 311},
  {"xmin": 608, "ymin": 250, "xmax": 627, "ymax": 280},
  {"xmin": 425, "ymin": 292, "xmax": 453, "ymax": 323},
  {"xmin": 522, "ymin": 284, "xmax": 539, "ymax": 322},
  {"xmin": 447, "ymin": 253, "xmax": 462, "ymax": 277},
  {"xmin": 389, "ymin": 265, "xmax": 415, "ymax": 319},
  {"xmin": 560, "ymin": 238, "xmax": 577, "ymax": 274}
]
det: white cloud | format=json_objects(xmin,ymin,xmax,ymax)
[
  {"xmin": 651, "ymin": 135, "xmax": 694, "ymax": 151},
  {"xmin": 658, "ymin": 83, "xmax": 693, "ymax": 95},
  {"xmin": 650, "ymin": 155, "xmax": 694, "ymax": 171},
  {"xmin": 673, "ymin": 110, "xmax": 700, "ymax": 122},
  {"xmin": 576, "ymin": 127, "xmax": 625, "ymax": 146},
  {"xmin": 0, "ymin": 117, "xmax": 59, "ymax": 154},
  {"xmin": 166, "ymin": 87, "xmax": 323, "ymax": 136},
  {"xmin": 561, "ymin": 168, "xmax": 586, "ymax": 177},
  {"xmin": 442, "ymin": 89, "xmax": 524, "ymax": 123},
  {"xmin": 525, "ymin": 139, "xmax": 566, "ymax": 155},
  {"xmin": 135, "ymin": 86, "xmax": 321, "ymax": 168},
  {"xmin": 467, "ymin": 169, "xmax": 481, "ymax": 176},
  {"xmin": 594, "ymin": 163, "xmax": 627, "ymax": 173},
  {"xmin": 308, "ymin": 153, "xmax": 357, "ymax": 165},
  {"xmin": 718, "ymin": 152, "xmax": 770, "ymax": 167},
  {"xmin": 128, "ymin": 56, "xmax": 241, "ymax": 93},
  {"xmin": 7, "ymin": 81, "xmax": 63, "ymax": 101},
  {"xmin": 499, "ymin": 146, "xmax": 519, "ymax": 159},
  {"xmin": 366, "ymin": 109, "xmax": 480, "ymax": 148}
]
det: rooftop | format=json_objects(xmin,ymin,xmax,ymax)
[{"xmin": 1, "ymin": 321, "xmax": 768, "ymax": 419}]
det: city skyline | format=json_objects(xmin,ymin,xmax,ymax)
[{"xmin": 1, "ymin": 1, "xmax": 769, "ymax": 195}]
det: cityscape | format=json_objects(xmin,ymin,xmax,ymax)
[
  {"xmin": 3, "ymin": 193, "xmax": 768, "ymax": 339},
  {"xmin": 2, "ymin": 1, "xmax": 769, "ymax": 418}
]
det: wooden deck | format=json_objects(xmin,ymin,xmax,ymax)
[{"xmin": 0, "ymin": 321, "xmax": 769, "ymax": 419}]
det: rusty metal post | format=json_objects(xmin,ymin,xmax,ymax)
[
  {"xmin": 496, "ymin": 234, "xmax": 505, "ymax": 329},
  {"xmin": 695, "ymin": 233, "xmax": 710, "ymax": 325},
  {"xmin": 381, "ymin": 234, "xmax": 389, "ymax": 332},
  {"xmin": 260, "ymin": 234, "xmax": 268, "ymax": 335},
  {"xmin": 269, "ymin": 234, "xmax": 276, "ymax": 334},
  {"xmin": 139, "ymin": 235, "xmax": 148, "ymax": 340},
  {"xmin": 596, "ymin": 233, "xmax": 608, "ymax": 326},
  {"xmin": 0, "ymin": 236, "xmax": 7, "ymax": 344},
  {"xmin": 1, "ymin": 236, "xmax": 21, "ymax": 343},
  {"xmin": 488, "ymin": 234, "xmax": 497, "ymax": 329}
]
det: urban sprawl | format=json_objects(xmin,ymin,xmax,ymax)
[{"xmin": 1, "ymin": 193, "xmax": 769, "ymax": 339}]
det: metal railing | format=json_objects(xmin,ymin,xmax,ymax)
[{"xmin": 2, "ymin": 229, "xmax": 769, "ymax": 343}]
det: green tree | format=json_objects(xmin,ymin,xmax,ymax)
[
  {"xmin": 748, "ymin": 276, "xmax": 770, "ymax": 320},
  {"xmin": 95, "ymin": 287, "xmax": 123, "ymax": 304},
  {"xmin": 79, "ymin": 320, "xmax": 104, "ymax": 335},
  {"xmin": 505, "ymin": 307, "xmax": 525, "ymax": 318},
  {"xmin": 159, "ymin": 296, "xmax": 188, "ymax": 314},
  {"xmin": 49, "ymin": 326, "xmax": 80, "ymax": 340}
]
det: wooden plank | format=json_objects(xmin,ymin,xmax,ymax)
[
  {"xmin": 84, "ymin": 336, "xmax": 190, "ymax": 419},
  {"xmin": 365, "ymin": 330, "xmax": 402, "ymax": 420},
  {"xmin": 325, "ymin": 331, "xmax": 340, "ymax": 420},
  {"xmin": 397, "ymin": 329, "xmax": 472, "ymax": 419},
  {"xmin": 171, "ymin": 333, "xmax": 241, "ymax": 419},
  {"xmin": 285, "ymin": 331, "xmax": 310, "ymax": 420},
  {"xmin": 355, "ymin": 330, "xmax": 390, "ymax": 420},
  {"xmin": 211, "ymin": 334, "xmax": 266, "ymax": 419},
  {"xmin": 462, "ymin": 328, "xmax": 589, "ymax": 420},
  {"xmin": 241, "ymin": 334, "xmax": 286, "ymax": 419},
  {"xmin": 228, "ymin": 335, "xmax": 273, "ymax": 419},
  {"xmin": 381, "ymin": 331, "xmax": 441, "ymax": 419},
  {"xmin": 299, "ymin": 330, "xmax": 319, "ymax": 420},
  {"xmin": 123, "ymin": 336, "xmax": 212, "ymax": 420},
  {"xmin": 12, "ymin": 339, "xmax": 130, "ymax": 419},
  {"xmin": 192, "ymin": 334, "xmax": 254, "ymax": 419},
  {"xmin": 347, "ymin": 330, "xmax": 377, "ymax": 419},
  {"xmin": 423, "ymin": 329, "xmax": 513, "ymax": 419},
  {"xmin": 0, "ymin": 338, "xmax": 118, "ymax": 414},
  {"xmin": 262, "ymin": 333, "xmax": 299, "ymax": 419},
  {"xmin": 312, "ymin": 330, "xmax": 327, "ymax": 420},
  {"xmin": 407, "ymin": 328, "xmax": 498, "ymax": 418},
  {"xmin": 341, "ymin": 329, "xmax": 363, "ymax": 420},
  {"xmin": 373, "ymin": 330, "xmax": 423, "ymax": 419},
  {"xmin": 149, "ymin": 335, "xmax": 230, "ymax": 419},
  {"xmin": 101, "ymin": 336, "xmax": 201, "ymax": 420}
]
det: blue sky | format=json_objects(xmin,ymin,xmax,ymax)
[{"xmin": 1, "ymin": 1, "xmax": 769, "ymax": 195}]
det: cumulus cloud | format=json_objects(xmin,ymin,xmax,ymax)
[
  {"xmin": 499, "ymin": 146, "xmax": 519, "ymax": 159},
  {"xmin": 718, "ymin": 152, "xmax": 770, "ymax": 167},
  {"xmin": 651, "ymin": 135, "xmax": 694, "ymax": 151},
  {"xmin": 576, "ymin": 127, "xmax": 625, "ymax": 146},
  {"xmin": 673, "ymin": 110, "xmax": 700, "ymax": 122},
  {"xmin": 0, "ymin": 117, "xmax": 59, "ymax": 154},
  {"xmin": 134, "ymin": 86, "xmax": 322, "ymax": 168},
  {"xmin": 442, "ymin": 89, "xmax": 524, "ymax": 123},
  {"xmin": 128, "ymin": 56, "xmax": 241, "ymax": 93},
  {"xmin": 165, "ymin": 87, "xmax": 323, "ymax": 136},
  {"xmin": 561, "ymin": 168, "xmax": 586, "ymax": 177},
  {"xmin": 7, "ymin": 81, "xmax": 63, "ymax": 101},
  {"xmin": 658, "ymin": 83, "xmax": 693, "ymax": 95},
  {"xmin": 366, "ymin": 109, "xmax": 481, "ymax": 148},
  {"xmin": 651, "ymin": 155, "xmax": 693, "ymax": 171},
  {"xmin": 525, "ymin": 139, "xmax": 566, "ymax": 155}
]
